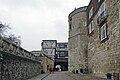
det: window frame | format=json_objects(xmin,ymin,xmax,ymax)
[
  {"xmin": 88, "ymin": 20, "xmax": 94, "ymax": 34},
  {"xmin": 100, "ymin": 23, "xmax": 107, "ymax": 41},
  {"xmin": 98, "ymin": 1, "xmax": 106, "ymax": 18},
  {"xmin": 89, "ymin": 7, "xmax": 93, "ymax": 19}
]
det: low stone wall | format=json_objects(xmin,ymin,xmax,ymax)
[{"xmin": 0, "ymin": 51, "xmax": 41, "ymax": 80}]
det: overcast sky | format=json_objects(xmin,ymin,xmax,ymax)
[{"xmin": 0, "ymin": 0, "xmax": 90, "ymax": 51}]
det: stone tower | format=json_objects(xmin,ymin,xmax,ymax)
[
  {"xmin": 68, "ymin": 6, "xmax": 88, "ymax": 72},
  {"xmin": 68, "ymin": 0, "xmax": 120, "ymax": 78}
]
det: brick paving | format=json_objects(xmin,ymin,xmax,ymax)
[{"xmin": 28, "ymin": 71, "xmax": 108, "ymax": 80}]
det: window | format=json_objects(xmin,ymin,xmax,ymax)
[
  {"xmin": 99, "ymin": 1, "xmax": 105, "ymax": 15},
  {"xmin": 57, "ymin": 51, "xmax": 68, "ymax": 58},
  {"xmin": 64, "ymin": 44, "xmax": 67, "ymax": 48},
  {"xmin": 97, "ymin": 1, "xmax": 107, "ymax": 25},
  {"xmin": 100, "ymin": 23, "xmax": 107, "ymax": 41},
  {"xmin": 69, "ymin": 24, "xmax": 72, "ymax": 30},
  {"xmin": 98, "ymin": 1, "xmax": 106, "ymax": 20},
  {"xmin": 0, "ymin": 63, "xmax": 1, "ymax": 74},
  {"xmin": 60, "ymin": 52, "xmax": 65, "ymax": 57},
  {"xmin": 69, "ymin": 17, "xmax": 72, "ymax": 21},
  {"xmin": 59, "ymin": 44, "xmax": 64, "ymax": 48},
  {"xmin": 58, "ymin": 44, "xmax": 67, "ymax": 48},
  {"xmin": 69, "ymin": 17, "xmax": 72, "ymax": 30},
  {"xmin": 88, "ymin": 20, "xmax": 94, "ymax": 34},
  {"xmin": 89, "ymin": 7, "xmax": 93, "ymax": 19}
]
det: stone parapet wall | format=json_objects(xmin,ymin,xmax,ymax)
[
  {"xmin": 0, "ymin": 37, "xmax": 41, "ymax": 80},
  {"xmin": 0, "ymin": 51, "xmax": 41, "ymax": 80},
  {"xmin": 0, "ymin": 37, "xmax": 40, "ymax": 62}
]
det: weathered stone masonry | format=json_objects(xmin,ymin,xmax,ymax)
[
  {"xmin": 87, "ymin": 0, "xmax": 120, "ymax": 76},
  {"xmin": 0, "ymin": 37, "xmax": 41, "ymax": 80},
  {"xmin": 68, "ymin": 0, "xmax": 120, "ymax": 78},
  {"xmin": 68, "ymin": 6, "xmax": 88, "ymax": 72}
]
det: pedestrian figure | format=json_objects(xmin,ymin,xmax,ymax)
[
  {"xmin": 49, "ymin": 68, "xmax": 52, "ymax": 73},
  {"xmin": 72, "ymin": 69, "xmax": 75, "ymax": 73},
  {"xmin": 76, "ymin": 70, "xmax": 78, "ymax": 74},
  {"xmin": 53, "ymin": 67, "xmax": 55, "ymax": 72}
]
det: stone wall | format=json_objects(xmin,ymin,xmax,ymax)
[
  {"xmin": 0, "ymin": 37, "xmax": 41, "ymax": 80},
  {"xmin": 88, "ymin": 0, "xmax": 120, "ymax": 76},
  {"xmin": 68, "ymin": 6, "xmax": 88, "ymax": 72},
  {"xmin": 0, "ymin": 52, "xmax": 41, "ymax": 80},
  {"xmin": 68, "ymin": 0, "xmax": 120, "ymax": 78},
  {"xmin": 105, "ymin": 0, "xmax": 120, "ymax": 73},
  {"xmin": 41, "ymin": 54, "xmax": 54, "ymax": 73}
]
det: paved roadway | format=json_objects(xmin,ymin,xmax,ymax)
[
  {"xmin": 43, "ymin": 71, "xmax": 76, "ymax": 80},
  {"xmin": 28, "ymin": 71, "xmax": 108, "ymax": 80}
]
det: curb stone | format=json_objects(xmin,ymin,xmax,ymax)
[{"xmin": 41, "ymin": 73, "xmax": 50, "ymax": 80}]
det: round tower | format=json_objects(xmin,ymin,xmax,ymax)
[{"xmin": 68, "ymin": 6, "xmax": 88, "ymax": 72}]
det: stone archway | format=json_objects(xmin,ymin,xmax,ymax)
[
  {"xmin": 54, "ymin": 62, "xmax": 68, "ymax": 71},
  {"xmin": 55, "ymin": 65, "xmax": 61, "ymax": 71}
]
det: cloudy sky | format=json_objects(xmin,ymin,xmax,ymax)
[{"xmin": 0, "ymin": 0, "xmax": 90, "ymax": 51}]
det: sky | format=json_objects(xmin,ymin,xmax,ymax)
[{"xmin": 0, "ymin": 0, "xmax": 90, "ymax": 51}]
